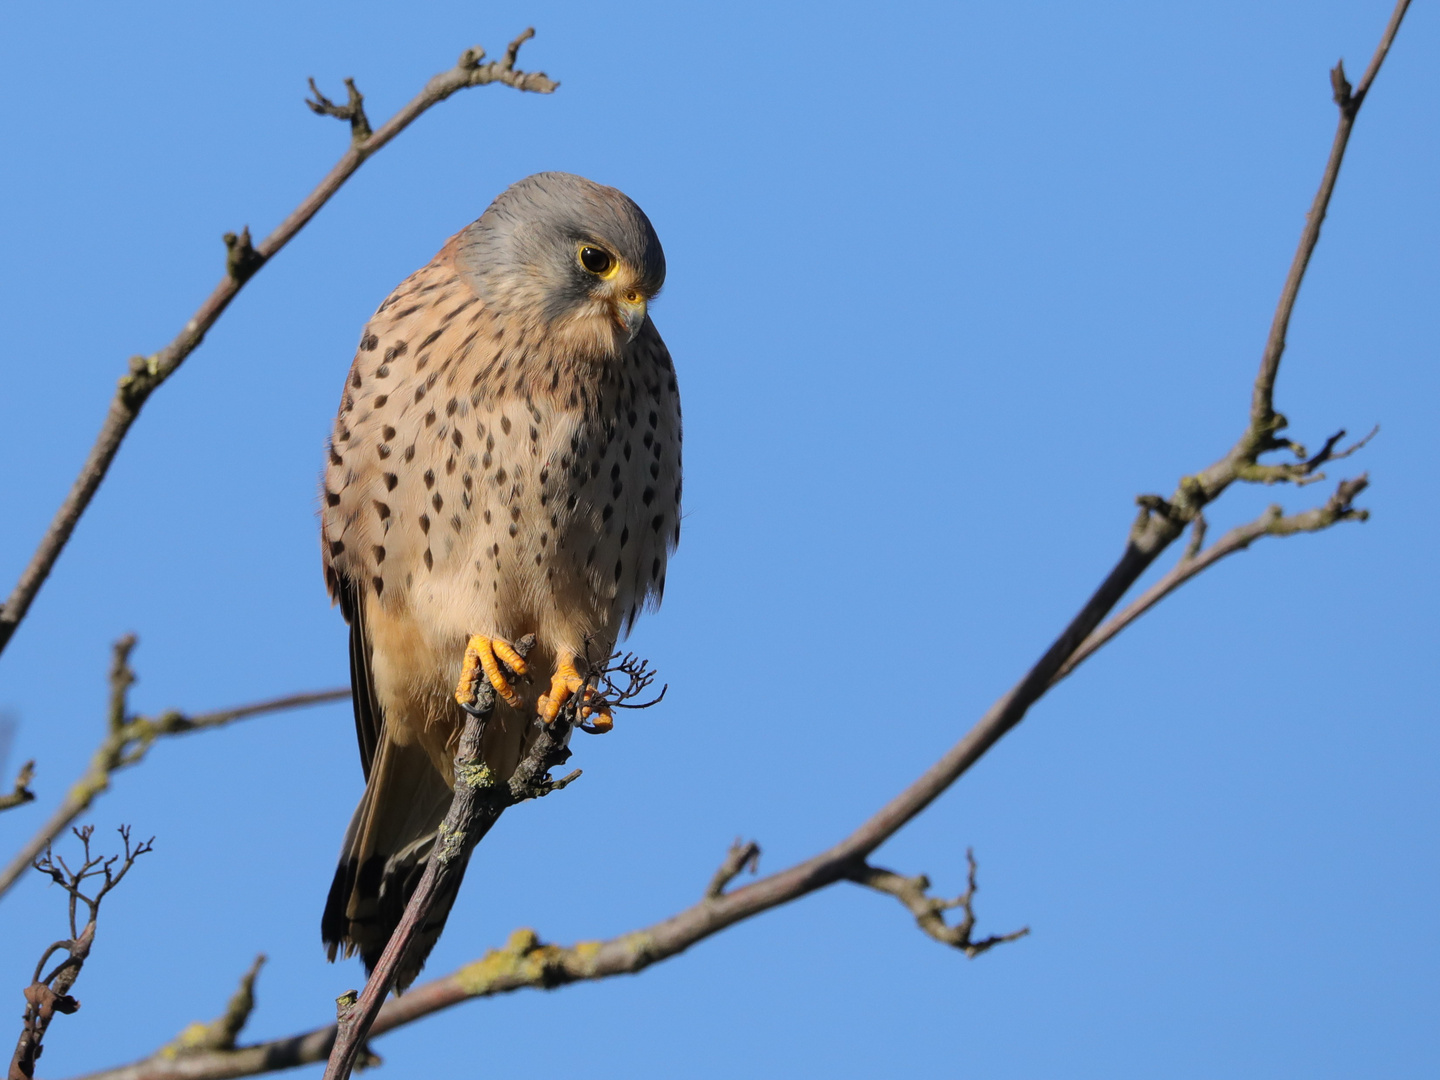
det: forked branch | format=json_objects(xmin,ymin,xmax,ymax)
[
  {"xmin": 705, "ymin": 839, "xmax": 762, "ymax": 899},
  {"xmin": 850, "ymin": 850, "xmax": 1030, "ymax": 957},
  {"xmin": 1054, "ymin": 473, "xmax": 1371, "ymax": 684}
]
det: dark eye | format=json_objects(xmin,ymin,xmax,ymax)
[{"xmin": 579, "ymin": 246, "xmax": 614, "ymax": 275}]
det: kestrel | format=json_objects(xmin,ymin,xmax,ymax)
[{"xmin": 319, "ymin": 173, "xmax": 681, "ymax": 987}]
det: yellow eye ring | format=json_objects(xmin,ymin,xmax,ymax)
[{"xmin": 578, "ymin": 245, "xmax": 617, "ymax": 278}]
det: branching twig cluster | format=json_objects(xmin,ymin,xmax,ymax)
[
  {"xmin": 9, "ymin": 827, "xmax": 152, "ymax": 1080},
  {"xmin": 586, "ymin": 651, "xmax": 668, "ymax": 713},
  {"xmin": 306, "ymin": 78, "xmax": 373, "ymax": 146},
  {"xmin": 850, "ymin": 851, "xmax": 1029, "ymax": 957}
]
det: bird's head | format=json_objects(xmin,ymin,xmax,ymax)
[{"xmin": 455, "ymin": 172, "xmax": 666, "ymax": 356}]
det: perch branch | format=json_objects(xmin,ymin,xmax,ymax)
[
  {"xmin": 0, "ymin": 636, "xmax": 347, "ymax": 900},
  {"xmin": 325, "ymin": 634, "xmax": 586, "ymax": 1080},
  {"xmin": 64, "ymin": 4, "xmax": 1410, "ymax": 1077},
  {"xmin": 0, "ymin": 30, "xmax": 557, "ymax": 659}
]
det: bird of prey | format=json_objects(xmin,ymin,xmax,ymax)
[{"xmin": 319, "ymin": 172, "xmax": 681, "ymax": 988}]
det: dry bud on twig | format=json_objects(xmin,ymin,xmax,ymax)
[{"xmin": 0, "ymin": 762, "xmax": 36, "ymax": 814}]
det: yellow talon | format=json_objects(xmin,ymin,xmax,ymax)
[
  {"xmin": 454, "ymin": 634, "xmax": 526, "ymax": 710},
  {"xmin": 490, "ymin": 638, "xmax": 529, "ymax": 677},
  {"xmin": 536, "ymin": 656, "xmax": 614, "ymax": 732},
  {"xmin": 579, "ymin": 704, "xmax": 614, "ymax": 734},
  {"xmin": 537, "ymin": 659, "xmax": 584, "ymax": 723}
]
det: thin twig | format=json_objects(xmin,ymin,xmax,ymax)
[
  {"xmin": 305, "ymin": 78, "xmax": 372, "ymax": 146},
  {"xmin": 849, "ymin": 850, "xmax": 1030, "ymax": 957},
  {"xmin": 0, "ymin": 763, "xmax": 36, "ymax": 814},
  {"xmin": 704, "ymin": 840, "xmax": 761, "ymax": 899},
  {"xmin": 10, "ymin": 827, "xmax": 152, "ymax": 1079},
  {"xmin": 1248, "ymin": 0, "xmax": 1410, "ymax": 438},
  {"xmin": 0, "ymin": 637, "xmax": 347, "ymax": 901},
  {"xmin": 1052, "ymin": 475, "xmax": 1370, "ymax": 684},
  {"xmin": 0, "ymin": 30, "xmax": 556, "ymax": 660},
  {"xmin": 62, "ymin": 6, "xmax": 1411, "ymax": 1077},
  {"xmin": 1235, "ymin": 424, "xmax": 1377, "ymax": 485}
]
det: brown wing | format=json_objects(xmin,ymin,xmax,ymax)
[
  {"xmin": 322, "ymin": 451, "xmax": 382, "ymax": 781},
  {"xmin": 334, "ymin": 569, "xmax": 382, "ymax": 780}
]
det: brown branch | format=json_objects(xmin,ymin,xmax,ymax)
[
  {"xmin": 0, "ymin": 762, "xmax": 36, "ymax": 814},
  {"xmin": 0, "ymin": 30, "xmax": 557, "ymax": 660},
  {"xmin": 10, "ymin": 826, "xmax": 152, "ymax": 1079},
  {"xmin": 1249, "ymin": 0, "xmax": 1409, "ymax": 440},
  {"xmin": 1052, "ymin": 474, "xmax": 1371, "ymax": 685},
  {"xmin": 849, "ymin": 850, "xmax": 1029, "ymax": 957},
  {"xmin": 325, "ymin": 635, "xmax": 585, "ymax": 1080},
  {"xmin": 0, "ymin": 636, "xmax": 348, "ymax": 900},
  {"xmin": 63, "ymin": 6, "xmax": 1412, "ymax": 1078},
  {"xmin": 705, "ymin": 840, "xmax": 762, "ymax": 899},
  {"xmin": 305, "ymin": 78, "xmax": 372, "ymax": 146},
  {"xmin": 1235, "ymin": 424, "xmax": 1377, "ymax": 486}
]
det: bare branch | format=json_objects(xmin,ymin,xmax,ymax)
[
  {"xmin": 1234, "ymin": 425, "xmax": 1377, "ymax": 486},
  {"xmin": 849, "ymin": 850, "xmax": 1029, "ymax": 957},
  {"xmin": 455, "ymin": 28, "xmax": 562, "ymax": 96},
  {"xmin": 0, "ymin": 31, "xmax": 557, "ymax": 660},
  {"xmin": 0, "ymin": 762, "xmax": 36, "ymax": 814},
  {"xmin": 568, "ymin": 649, "xmax": 669, "ymax": 735},
  {"xmin": 326, "ymin": 634, "xmax": 577, "ymax": 1079},
  {"xmin": 66, "ymin": 842, "xmax": 1020, "ymax": 1080},
  {"xmin": 1053, "ymin": 474, "xmax": 1370, "ymax": 685},
  {"xmin": 221, "ymin": 228, "xmax": 263, "ymax": 286},
  {"xmin": 0, "ymin": 637, "xmax": 347, "ymax": 900},
  {"xmin": 305, "ymin": 78, "xmax": 372, "ymax": 145},
  {"xmin": 705, "ymin": 840, "xmax": 762, "ymax": 899},
  {"xmin": 10, "ymin": 827, "xmax": 152, "ymax": 1079},
  {"xmin": 1248, "ymin": 0, "xmax": 1410, "ymax": 438}
]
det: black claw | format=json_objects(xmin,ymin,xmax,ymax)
[{"xmin": 459, "ymin": 682, "xmax": 495, "ymax": 718}]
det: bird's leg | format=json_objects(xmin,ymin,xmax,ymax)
[
  {"xmin": 538, "ymin": 653, "xmax": 613, "ymax": 733},
  {"xmin": 454, "ymin": 634, "xmax": 529, "ymax": 711}
]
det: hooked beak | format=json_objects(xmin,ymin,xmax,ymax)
[{"xmin": 614, "ymin": 294, "xmax": 648, "ymax": 343}]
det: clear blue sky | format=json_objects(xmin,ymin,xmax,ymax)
[{"xmin": 1, "ymin": 1, "xmax": 1436, "ymax": 1077}]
